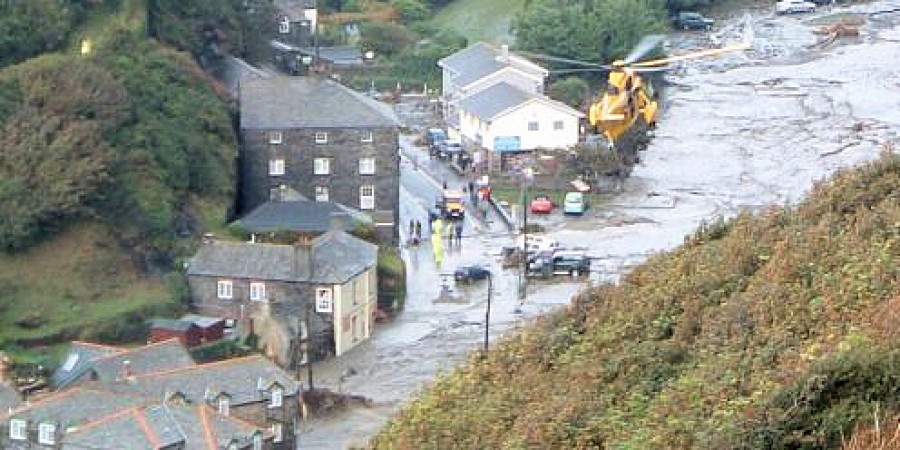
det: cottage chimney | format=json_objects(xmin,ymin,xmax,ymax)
[
  {"xmin": 499, "ymin": 44, "xmax": 509, "ymax": 64},
  {"xmin": 293, "ymin": 236, "xmax": 314, "ymax": 281}
]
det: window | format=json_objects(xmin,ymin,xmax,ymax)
[
  {"xmin": 270, "ymin": 388, "xmax": 283, "ymax": 408},
  {"xmin": 38, "ymin": 423, "xmax": 55, "ymax": 445},
  {"xmin": 279, "ymin": 17, "xmax": 290, "ymax": 34},
  {"xmin": 9, "ymin": 419, "xmax": 26, "ymax": 440},
  {"xmin": 315, "ymin": 132, "xmax": 328, "ymax": 144},
  {"xmin": 360, "ymin": 185, "xmax": 375, "ymax": 210},
  {"xmin": 554, "ymin": 120, "xmax": 564, "ymax": 130},
  {"xmin": 269, "ymin": 159, "xmax": 285, "ymax": 176},
  {"xmin": 359, "ymin": 157, "xmax": 376, "ymax": 175},
  {"xmin": 268, "ymin": 131, "xmax": 283, "ymax": 144},
  {"xmin": 253, "ymin": 433, "xmax": 263, "ymax": 450},
  {"xmin": 218, "ymin": 397, "xmax": 230, "ymax": 416},
  {"xmin": 272, "ymin": 423, "xmax": 284, "ymax": 443},
  {"xmin": 528, "ymin": 121, "xmax": 539, "ymax": 131},
  {"xmin": 249, "ymin": 282, "xmax": 266, "ymax": 302},
  {"xmin": 316, "ymin": 288, "xmax": 333, "ymax": 313},
  {"xmin": 315, "ymin": 186, "xmax": 329, "ymax": 202},
  {"xmin": 314, "ymin": 158, "xmax": 331, "ymax": 175},
  {"xmin": 361, "ymin": 130, "xmax": 374, "ymax": 143},
  {"xmin": 217, "ymin": 280, "xmax": 233, "ymax": 300}
]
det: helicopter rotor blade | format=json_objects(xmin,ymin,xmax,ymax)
[
  {"xmin": 630, "ymin": 43, "xmax": 750, "ymax": 67},
  {"xmin": 515, "ymin": 51, "xmax": 609, "ymax": 69},
  {"xmin": 630, "ymin": 66, "xmax": 670, "ymax": 74},
  {"xmin": 623, "ymin": 34, "xmax": 666, "ymax": 65}
]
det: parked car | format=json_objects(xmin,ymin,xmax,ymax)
[
  {"xmin": 528, "ymin": 250, "xmax": 591, "ymax": 277},
  {"xmin": 672, "ymin": 12, "xmax": 714, "ymax": 30},
  {"xmin": 454, "ymin": 265, "xmax": 491, "ymax": 283},
  {"xmin": 425, "ymin": 128, "xmax": 447, "ymax": 152},
  {"xmin": 563, "ymin": 192, "xmax": 587, "ymax": 215},
  {"xmin": 529, "ymin": 196, "xmax": 554, "ymax": 214},
  {"xmin": 437, "ymin": 139, "xmax": 462, "ymax": 160},
  {"xmin": 515, "ymin": 235, "xmax": 559, "ymax": 257},
  {"xmin": 776, "ymin": 0, "xmax": 816, "ymax": 14}
]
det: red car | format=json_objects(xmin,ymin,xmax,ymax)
[{"xmin": 529, "ymin": 196, "xmax": 554, "ymax": 214}]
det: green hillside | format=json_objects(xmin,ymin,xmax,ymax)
[
  {"xmin": 374, "ymin": 150, "xmax": 900, "ymax": 448},
  {"xmin": 0, "ymin": 0, "xmax": 241, "ymax": 351}
]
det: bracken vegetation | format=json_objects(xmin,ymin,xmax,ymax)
[{"xmin": 373, "ymin": 150, "xmax": 900, "ymax": 449}]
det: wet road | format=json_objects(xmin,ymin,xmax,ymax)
[{"xmin": 296, "ymin": 3, "xmax": 900, "ymax": 447}]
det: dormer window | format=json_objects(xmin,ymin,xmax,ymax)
[
  {"xmin": 218, "ymin": 397, "xmax": 230, "ymax": 416},
  {"xmin": 38, "ymin": 423, "xmax": 56, "ymax": 445},
  {"xmin": 9, "ymin": 419, "xmax": 26, "ymax": 440},
  {"xmin": 270, "ymin": 387, "xmax": 283, "ymax": 408}
]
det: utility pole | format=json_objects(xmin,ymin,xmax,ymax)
[
  {"xmin": 518, "ymin": 168, "xmax": 533, "ymax": 310},
  {"xmin": 484, "ymin": 271, "xmax": 492, "ymax": 352},
  {"xmin": 305, "ymin": 301, "xmax": 314, "ymax": 391}
]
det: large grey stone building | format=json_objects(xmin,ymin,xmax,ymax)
[{"xmin": 239, "ymin": 75, "xmax": 401, "ymax": 245}]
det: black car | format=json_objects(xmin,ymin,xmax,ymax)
[
  {"xmin": 672, "ymin": 12, "xmax": 714, "ymax": 30},
  {"xmin": 454, "ymin": 265, "xmax": 491, "ymax": 283},
  {"xmin": 528, "ymin": 250, "xmax": 590, "ymax": 277}
]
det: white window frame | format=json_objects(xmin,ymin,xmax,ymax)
[
  {"xmin": 270, "ymin": 388, "xmax": 283, "ymax": 408},
  {"xmin": 315, "ymin": 287, "xmax": 333, "ymax": 313},
  {"xmin": 217, "ymin": 280, "xmax": 233, "ymax": 300},
  {"xmin": 553, "ymin": 120, "xmax": 564, "ymax": 130},
  {"xmin": 314, "ymin": 158, "xmax": 331, "ymax": 175},
  {"xmin": 279, "ymin": 17, "xmax": 290, "ymax": 34},
  {"xmin": 38, "ymin": 423, "xmax": 55, "ymax": 445},
  {"xmin": 253, "ymin": 433, "xmax": 263, "ymax": 450},
  {"xmin": 269, "ymin": 159, "xmax": 285, "ymax": 176},
  {"xmin": 360, "ymin": 130, "xmax": 374, "ymax": 143},
  {"xmin": 249, "ymin": 282, "xmax": 266, "ymax": 302},
  {"xmin": 268, "ymin": 131, "xmax": 283, "ymax": 144},
  {"xmin": 218, "ymin": 397, "xmax": 230, "ymax": 416},
  {"xmin": 359, "ymin": 157, "xmax": 376, "ymax": 175},
  {"xmin": 315, "ymin": 186, "xmax": 329, "ymax": 202},
  {"xmin": 528, "ymin": 121, "xmax": 539, "ymax": 131},
  {"xmin": 360, "ymin": 185, "xmax": 375, "ymax": 210},
  {"xmin": 272, "ymin": 423, "xmax": 284, "ymax": 443},
  {"xmin": 9, "ymin": 419, "xmax": 27, "ymax": 441},
  {"xmin": 314, "ymin": 132, "xmax": 328, "ymax": 144}
]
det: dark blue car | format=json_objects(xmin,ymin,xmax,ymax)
[{"xmin": 454, "ymin": 265, "xmax": 491, "ymax": 283}]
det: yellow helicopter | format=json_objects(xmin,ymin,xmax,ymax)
[{"xmin": 589, "ymin": 36, "xmax": 750, "ymax": 147}]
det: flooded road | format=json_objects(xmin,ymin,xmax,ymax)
[{"xmin": 297, "ymin": 3, "xmax": 900, "ymax": 447}]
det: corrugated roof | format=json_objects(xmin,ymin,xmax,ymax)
[
  {"xmin": 236, "ymin": 200, "xmax": 372, "ymax": 234},
  {"xmin": 240, "ymin": 75, "xmax": 400, "ymax": 129},
  {"xmin": 187, "ymin": 231, "xmax": 377, "ymax": 284}
]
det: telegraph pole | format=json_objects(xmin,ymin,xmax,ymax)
[
  {"xmin": 484, "ymin": 271, "xmax": 493, "ymax": 352},
  {"xmin": 305, "ymin": 302, "xmax": 314, "ymax": 391}
]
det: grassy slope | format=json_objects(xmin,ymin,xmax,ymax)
[
  {"xmin": 432, "ymin": 0, "xmax": 525, "ymax": 45},
  {"xmin": 0, "ymin": 0, "xmax": 232, "ymax": 351},
  {"xmin": 374, "ymin": 151, "xmax": 900, "ymax": 448},
  {"xmin": 0, "ymin": 223, "xmax": 174, "ymax": 344}
]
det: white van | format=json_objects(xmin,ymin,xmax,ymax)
[
  {"xmin": 563, "ymin": 192, "xmax": 586, "ymax": 215},
  {"xmin": 515, "ymin": 235, "xmax": 559, "ymax": 256}
]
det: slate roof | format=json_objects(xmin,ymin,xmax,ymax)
[
  {"xmin": 62, "ymin": 402, "xmax": 265, "ymax": 449},
  {"xmin": 149, "ymin": 318, "xmax": 196, "ymax": 332},
  {"xmin": 1, "ymin": 388, "xmax": 149, "ymax": 427},
  {"xmin": 51, "ymin": 341, "xmax": 125, "ymax": 390},
  {"xmin": 438, "ymin": 42, "xmax": 547, "ymax": 88},
  {"xmin": 458, "ymin": 82, "xmax": 584, "ymax": 122},
  {"xmin": 236, "ymin": 200, "xmax": 373, "ymax": 234},
  {"xmin": 84, "ymin": 339, "xmax": 197, "ymax": 386},
  {"xmin": 240, "ymin": 75, "xmax": 400, "ymax": 129},
  {"xmin": 187, "ymin": 231, "xmax": 377, "ymax": 284},
  {"xmin": 108, "ymin": 355, "xmax": 300, "ymax": 407},
  {"xmin": 276, "ymin": 0, "xmax": 316, "ymax": 20},
  {"xmin": 0, "ymin": 382, "xmax": 21, "ymax": 413}
]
